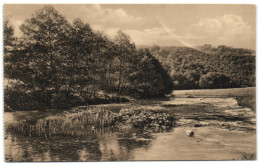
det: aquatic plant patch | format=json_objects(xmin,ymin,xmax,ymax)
[{"xmin": 118, "ymin": 107, "xmax": 175, "ymax": 129}]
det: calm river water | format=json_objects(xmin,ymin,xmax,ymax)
[
  {"xmin": 5, "ymin": 126, "xmax": 256, "ymax": 161},
  {"xmin": 4, "ymin": 97, "xmax": 256, "ymax": 161}
]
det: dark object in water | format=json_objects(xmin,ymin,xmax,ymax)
[
  {"xmin": 194, "ymin": 124, "xmax": 202, "ymax": 127},
  {"xmin": 186, "ymin": 130, "xmax": 194, "ymax": 137}
]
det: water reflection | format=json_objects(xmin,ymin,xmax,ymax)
[
  {"xmin": 5, "ymin": 127, "xmax": 156, "ymax": 162},
  {"xmin": 5, "ymin": 125, "xmax": 256, "ymax": 161}
]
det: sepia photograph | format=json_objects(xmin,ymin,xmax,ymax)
[{"xmin": 3, "ymin": 3, "xmax": 256, "ymax": 161}]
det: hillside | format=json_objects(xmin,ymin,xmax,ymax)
[
  {"xmin": 149, "ymin": 45, "xmax": 255, "ymax": 90},
  {"xmin": 195, "ymin": 44, "xmax": 255, "ymax": 56}
]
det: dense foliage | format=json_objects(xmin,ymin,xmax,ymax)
[
  {"xmin": 4, "ymin": 5, "xmax": 173, "ymax": 111},
  {"xmin": 149, "ymin": 44, "xmax": 255, "ymax": 90}
]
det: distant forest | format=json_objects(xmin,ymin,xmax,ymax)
[
  {"xmin": 149, "ymin": 44, "xmax": 255, "ymax": 90},
  {"xmin": 4, "ymin": 5, "xmax": 255, "ymax": 111}
]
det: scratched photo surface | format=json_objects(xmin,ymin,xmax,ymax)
[{"xmin": 4, "ymin": 4, "xmax": 256, "ymax": 161}]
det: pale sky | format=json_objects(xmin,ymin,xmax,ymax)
[{"xmin": 4, "ymin": 4, "xmax": 256, "ymax": 50}]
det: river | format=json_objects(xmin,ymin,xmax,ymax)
[{"xmin": 4, "ymin": 96, "xmax": 256, "ymax": 161}]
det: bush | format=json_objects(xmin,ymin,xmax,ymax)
[
  {"xmin": 199, "ymin": 72, "xmax": 232, "ymax": 89},
  {"xmin": 4, "ymin": 88, "xmax": 44, "ymax": 111}
]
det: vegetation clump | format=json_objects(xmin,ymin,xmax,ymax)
[
  {"xmin": 8, "ymin": 106, "xmax": 175, "ymax": 138},
  {"xmin": 118, "ymin": 107, "xmax": 174, "ymax": 129},
  {"xmin": 9, "ymin": 107, "xmax": 118, "ymax": 138}
]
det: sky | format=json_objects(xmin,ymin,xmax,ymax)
[{"xmin": 4, "ymin": 4, "xmax": 256, "ymax": 50}]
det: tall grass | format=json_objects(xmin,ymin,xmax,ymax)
[
  {"xmin": 9, "ymin": 106, "xmax": 118, "ymax": 138},
  {"xmin": 7, "ymin": 106, "xmax": 175, "ymax": 138}
]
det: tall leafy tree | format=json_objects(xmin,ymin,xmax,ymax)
[
  {"xmin": 4, "ymin": 18, "xmax": 16, "ymax": 81},
  {"xmin": 113, "ymin": 31, "xmax": 136, "ymax": 96},
  {"xmin": 129, "ymin": 49, "xmax": 173, "ymax": 98},
  {"xmin": 18, "ymin": 5, "xmax": 71, "ymax": 108},
  {"xmin": 65, "ymin": 18, "xmax": 95, "ymax": 103}
]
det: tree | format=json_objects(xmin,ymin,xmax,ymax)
[
  {"xmin": 129, "ymin": 49, "xmax": 173, "ymax": 98},
  {"xmin": 4, "ymin": 18, "xmax": 23, "ymax": 82},
  {"xmin": 18, "ymin": 5, "xmax": 71, "ymax": 108},
  {"xmin": 4, "ymin": 5, "xmax": 176, "ymax": 111},
  {"xmin": 64, "ymin": 18, "xmax": 95, "ymax": 104},
  {"xmin": 4, "ymin": 19, "xmax": 15, "ymax": 49},
  {"xmin": 4, "ymin": 18, "xmax": 17, "ymax": 111},
  {"xmin": 113, "ymin": 31, "xmax": 136, "ymax": 96},
  {"xmin": 4, "ymin": 18, "xmax": 16, "ymax": 81},
  {"xmin": 199, "ymin": 72, "xmax": 231, "ymax": 89}
]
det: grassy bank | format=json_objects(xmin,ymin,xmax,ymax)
[
  {"xmin": 235, "ymin": 96, "xmax": 256, "ymax": 112},
  {"xmin": 174, "ymin": 87, "xmax": 256, "ymax": 112},
  {"xmin": 173, "ymin": 87, "xmax": 255, "ymax": 98}
]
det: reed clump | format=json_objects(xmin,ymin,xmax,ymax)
[
  {"xmin": 8, "ymin": 106, "xmax": 175, "ymax": 138},
  {"xmin": 9, "ymin": 106, "xmax": 118, "ymax": 138}
]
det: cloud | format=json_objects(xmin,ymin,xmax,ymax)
[
  {"xmin": 5, "ymin": 18, "xmax": 24, "ymax": 37},
  {"xmin": 104, "ymin": 28, "xmax": 121, "ymax": 38},
  {"xmin": 83, "ymin": 11, "xmax": 255, "ymax": 49},
  {"xmin": 191, "ymin": 18, "xmax": 222, "ymax": 37},
  {"xmin": 7, "ymin": 4, "xmax": 144, "ymax": 38},
  {"xmin": 188, "ymin": 15, "xmax": 254, "ymax": 48},
  {"xmin": 80, "ymin": 5, "xmax": 142, "ymax": 29},
  {"xmin": 124, "ymin": 27, "xmax": 184, "ymax": 47},
  {"xmin": 220, "ymin": 15, "xmax": 252, "ymax": 39},
  {"xmin": 91, "ymin": 21, "xmax": 184, "ymax": 47},
  {"xmin": 5, "ymin": 5, "xmax": 255, "ymax": 50}
]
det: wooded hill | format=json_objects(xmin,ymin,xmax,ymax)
[{"xmin": 149, "ymin": 44, "xmax": 255, "ymax": 90}]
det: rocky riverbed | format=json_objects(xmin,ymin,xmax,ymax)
[{"xmin": 162, "ymin": 98, "xmax": 256, "ymax": 132}]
